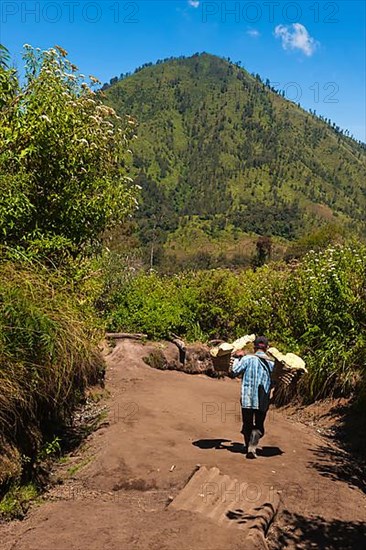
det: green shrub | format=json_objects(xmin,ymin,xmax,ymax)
[
  {"xmin": 0, "ymin": 482, "xmax": 38, "ymax": 520},
  {"xmin": 108, "ymin": 271, "xmax": 198, "ymax": 339},
  {"xmin": 0, "ymin": 45, "xmax": 137, "ymax": 262},
  {"xmin": 105, "ymin": 243, "xmax": 366, "ymax": 404}
]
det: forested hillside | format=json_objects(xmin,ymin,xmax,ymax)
[{"xmin": 104, "ymin": 53, "xmax": 366, "ymax": 268}]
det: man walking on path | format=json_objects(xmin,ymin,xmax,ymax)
[{"xmin": 231, "ymin": 336, "xmax": 274, "ymax": 459}]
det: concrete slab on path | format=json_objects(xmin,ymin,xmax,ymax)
[{"xmin": 170, "ymin": 465, "xmax": 281, "ymax": 548}]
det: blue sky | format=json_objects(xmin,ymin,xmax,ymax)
[{"xmin": 2, "ymin": 1, "xmax": 365, "ymax": 141}]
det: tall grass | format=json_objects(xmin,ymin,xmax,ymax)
[
  {"xmin": 0, "ymin": 261, "xmax": 104, "ymax": 487},
  {"xmin": 106, "ymin": 244, "xmax": 366, "ymax": 405}
]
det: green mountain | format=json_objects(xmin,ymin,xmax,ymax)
[{"xmin": 103, "ymin": 53, "xmax": 366, "ymax": 265}]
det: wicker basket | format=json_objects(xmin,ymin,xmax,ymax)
[
  {"xmin": 211, "ymin": 353, "xmax": 232, "ymax": 373},
  {"xmin": 271, "ymin": 360, "xmax": 304, "ymax": 406},
  {"xmin": 272, "ymin": 360, "xmax": 303, "ymax": 387}
]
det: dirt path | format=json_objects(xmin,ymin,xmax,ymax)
[{"xmin": 1, "ymin": 341, "xmax": 365, "ymax": 549}]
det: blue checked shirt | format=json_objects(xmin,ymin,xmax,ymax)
[{"xmin": 232, "ymin": 352, "xmax": 274, "ymax": 411}]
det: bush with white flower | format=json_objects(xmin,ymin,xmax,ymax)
[{"xmin": 0, "ymin": 45, "xmax": 137, "ymax": 261}]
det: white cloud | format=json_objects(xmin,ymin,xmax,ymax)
[
  {"xmin": 247, "ymin": 29, "xmax": 260, "ymax": 38},
  {"xmin": 274, "ymin": 23, "xmax": 318, "ymax": 56},
  {"xmin": 188, "ymin": 0, "xmax": 200, "ymax": 7}
]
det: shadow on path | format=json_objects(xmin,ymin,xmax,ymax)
[
  {"xmin": 192, "ymin": 438, "xmax": 283, "ymax": 457},
  {"xmin": 305, "ymin": 402, "xmax": 366, "ymax": 496},
  {"xmin": 268, "ymin": 509, "xmax": 366, "ymax": 550},
  {"xmin": 308, "ymin": 443, "xmax": 366, "ymax": 495}
]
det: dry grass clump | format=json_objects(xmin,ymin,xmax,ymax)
[{"xmin": 0, "ymin": 262, "xmax": 104, "ymax": 487}]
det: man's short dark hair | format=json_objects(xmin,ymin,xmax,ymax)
[{"xmin": 254, "ymin": 336, "xmax": 269, "ymax": 349}]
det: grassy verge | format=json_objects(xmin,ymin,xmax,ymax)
[{"xmin": 0, "ymin": 260, "xmax": 104, "ymax": 502}]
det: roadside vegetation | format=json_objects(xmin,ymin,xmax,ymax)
[
  {"xmin": 0, "ymin": 43, "xmax": 137, "ymax": 508},
  {"xmin": 105, "ymin": 243, "xmax": 366, "ymax": 406}
]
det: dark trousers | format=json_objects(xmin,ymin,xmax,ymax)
[{"xmin": 241, "ymin": 408, "xmax": 268, "ymax": 448}]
